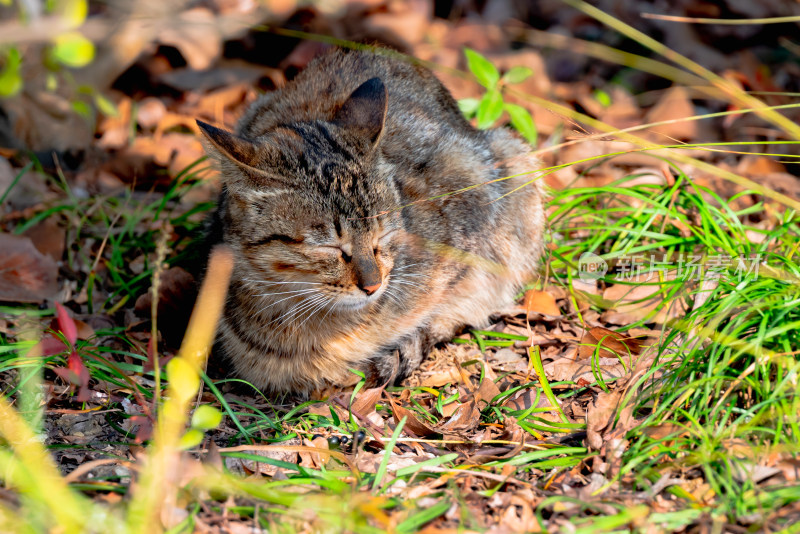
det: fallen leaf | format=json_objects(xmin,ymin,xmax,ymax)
[
  {"xmin": 523, "ymin": 289, "xmax": 561, "ymax": 316},
  {"xmin": 22, "ymin": 217, "xmax": 65, "ymax": 261},
  {"xmin": 238, "ymin": 438, "xmax": 300, "ymax": 476},
  {"xmin": 475, "ymin": 375, "xmax": 501, "ymax": 406},
  {"xmin": 298, "ymin": 437, "xmax": 329, "ymax": 469},
  {"xmin": 737, "ymin": 154, "xmax": 786, "ymax": 176},
  {"xmin": 53, "ymin": 350, "xmax": 91, "ymax": 403},
  {"xmin": 388, "ymin": 397, "xmax": 437, "ymax": 438},
  {"xmin": 135, "ymin": 97, "xmax": 168, "ymax": 129},
  {"xmin": 577, "ymin": 327, "xmax": 646, "ymax": 361},
  {"xmin": 542, "ymin": 346, "xmax": 626, "ymax": 384},
  {"xmin": 420, "ymin": 367, "xmax": 461, "ymax": 387},
  {"xmin": 502, "ymin": 388, "xmax": 549, "ymax": 412},
  {"xmin": 586, "ymin": 388, "xmax": 625, "ymax": 450},
  {"xmin": 0, "ymin": 233, "xmax": 59, "ymax": 303},
  {"xmin": 643, "ymin": 86, "xmax": 700, "ymax": 142},
  {"xmin": 730, "ymin": 460, "xmax": 781, "ymax": 485},
  {"xmin": 435, "ymin": 400, "xmax": 480, "ymax": 434},
  {"xmin": 351, "ymin": 386, "xmax": 384, "ymax": 415}
]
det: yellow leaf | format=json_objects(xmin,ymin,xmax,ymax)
[
  {"xmin": 52, "ymin": 32, "xmax": 95, "ymax": 68},
  {"xmin": 166, "ymin": 357, "xmax": 200, "ymax": 404}
]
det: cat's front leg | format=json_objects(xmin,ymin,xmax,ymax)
[{"xmin": 359, "ymin": 334, "xmax": 424, "ymax": 387}]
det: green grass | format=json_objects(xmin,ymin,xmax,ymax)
[{"xmin": 546, "ymin": 162, "xmax": 800, "ymax": 527}]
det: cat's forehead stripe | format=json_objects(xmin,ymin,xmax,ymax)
[{"xmin": 249, "ymin": 189, "xmax": 292, "ymax": 200}]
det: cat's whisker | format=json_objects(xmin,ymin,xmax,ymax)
[
  {"xmin": 392, "ymin": 274, "xmax": 430, "ymax": 283},
  {"xmin": 320, "ymin": 299, "xmax": 339, "ymax": 322},
  {"xmin": 390, "ymin": 279, "xmax": 426, "ymax": 289},
  {"xmin": 268, "ymin": 297, "xmax": 315, "ymax": 329},
  {"xmin": 278, "ymin": 294, "xmax": 328, "ymax": 328},
  {"xmin": 389, "ymin": 272, "xmax": 430, "ymax": 280},
  {"xmin": 382, "ymin": 288, "xmax": 406, "ymax": 309},
  {"xmin": 295, "ymin": 297, "xmax": 332, "ymax": 330},
  {"xmin": 392, "ymin": 271, "xmax": 430, "ymax": 277},
  {"xmin": 254, "ymin": 288, "xmax": 324, "ymax": 297},
  {"xmin": 391, "ymin": 262, "xmax": 424, "ymax": 270},
  {"xmin": 260, "ymin": 280, "xmax": 322, "ymax": 285},
  {"xmin": 242, "ymin": 277, "xmax": 323, "ymax": 286},
  {"xmin": 278, "ymin": 299, "xmax": 328, "ymax": 336},
  {"xmin": 256, "ymin": 289, "xmax": 321, "ymax": 316}
]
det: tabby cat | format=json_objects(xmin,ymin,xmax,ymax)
[{"xmin": 198, "ymin": 48, "xmax": 545, "ymax": 395}]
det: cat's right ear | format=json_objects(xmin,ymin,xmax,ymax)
[
  {"xmin": 196, "ymin": 120, "xmax": 260, "ymax": 169},
  {"xmin": 196, "ymin": 120, "xmax": 287, "ymax": 189}
]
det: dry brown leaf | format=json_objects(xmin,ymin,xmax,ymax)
[
  {"xmin": 116, "ymin": 133, "xmax": 206, "ymax": 184},
  {"xmin": 363, "ymin": 8, "xmax": 429, "ymax": 50},
  {"xmin": 420, "ymin": 367, "xmax": 461, "ymax": 387},
  {"xmin": 355, "ymin": 451, "xmax": 382, "ymax": 474},
  {"xmin": 298, "ymin": 437, "xmax": 328, "ymax": 469},
  {"xmin": 586, "ymin": 345, "xmax": 659, "ymax": 450},
  {"xmin": 351, "ymin": 386, "xmax": 384, "ymax": 416},
  {"xmin": 73, "ymin": 319, "xmax": 94, "ymax": 341},
  {"xmin": 737, "ymin": 154, "xmax": 786, "ymax": 176},
  {"xmin": 586, "ymin": 389, "xmax": 625, "ymax": 450},
  {"xmin": 136, "ymin": 97, "xmax": 168, "ymax": 130},
  {"xmin": 435, "ymin": 400, "xmax": 480, "ymax": 434},
  {"xmin": 238, "ymin": 438, "xmax": 300, "ymax": 476},
  {"xmin": 523, "ymin": 289, "xmax": 561, "ymax": 316},
  {"xmin": 599, "ymin": 86, "xmax": 641, "ymax": 129},
  {"xmin": 22, "ymin": 217, "xmax": 65, "ymax": 261},
  {"xmin": 0, "ymin": 233, "xmax": 59, "ymax": 303},
  {"xmin": 307, "ymin": 403, "xmax": 331, "ymax": 417},
  {"xmin": 388, "ymin": 397, "xmax": 437, "ymax": 438},
  {"xmin": 643, "ymin": 86, "xmax": 700, "ymax": 142},
  {"xmin": 642, "ymin": 423, "xmax": 684, "ymax": 441},
  {"xmin": 578, "ymin": 327, "xmax": 646, "ymax": 361}
]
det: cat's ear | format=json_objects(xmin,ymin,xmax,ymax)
[
  {"xmin": 332, "ymin": 77, "xmax": 387, "ymax": 147},
  {"xmin": 196, "ymin": 120, "xmax": 260, "ymax": 168}
]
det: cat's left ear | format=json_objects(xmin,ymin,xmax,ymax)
[{"xmin": 332, "ymin": 77, "xmax": 387, "ymax": 147}]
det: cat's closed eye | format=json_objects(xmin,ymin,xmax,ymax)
[
  {"xmin": 316, "ymin": 245, "xmax": 346, "ymax": 258},
  {"xmin": 249, "ymin": 234, "xmax": 304, "ymax": 247}
]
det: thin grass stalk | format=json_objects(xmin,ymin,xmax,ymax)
[{"xmin": 126, "ymin": 246, "xmax": 233, "ymax": 533}]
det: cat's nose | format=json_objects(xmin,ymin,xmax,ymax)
[{"xmin": 361, "ymin": 281, "xmax": 381, "ymax": 295}]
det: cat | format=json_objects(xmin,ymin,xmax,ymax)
[{"xmin": 198, "ymin": 48, "xmax": 545, "ymax": 395}]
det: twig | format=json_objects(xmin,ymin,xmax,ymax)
[{"xmin": 64, "ymin": 459, "xmax": 133, "ymax": 483}]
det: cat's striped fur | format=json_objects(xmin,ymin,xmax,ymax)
[{"xmin": 199, "ymin": 49, "xmax": 545, "ymax": 395}]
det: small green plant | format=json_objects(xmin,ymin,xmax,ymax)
[{"xmin": 458, "ymin": 48, "xmax": 538, "ymax": 145}]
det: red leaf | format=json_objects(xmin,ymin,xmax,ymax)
[
  {"xmin": 67, "ymin": 351, "xmax": 89, "ymax": 382},
  {"xmin": 39, "ymin": 335, "xmax": 67, "ymax": 356},
  {"xmin": 54, "ymin": 351, "xmax": 91, "ymax": 402},
  {"xmin": 55, "ymin": 302, "xmax": 78, "ymax": 346}
]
